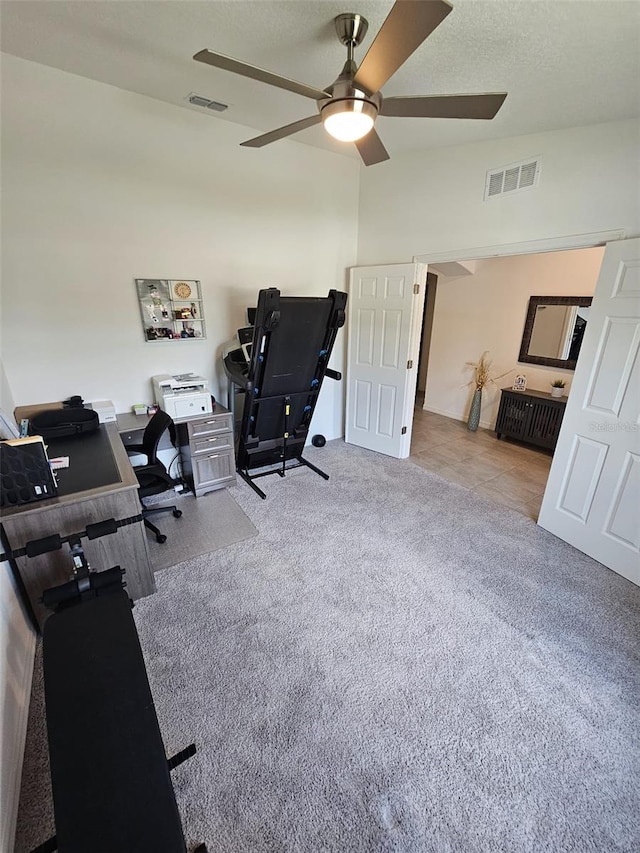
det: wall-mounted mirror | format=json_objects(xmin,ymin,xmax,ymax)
[{"xmin": 518, "ymin": 296, "xmax": 592, "ymax": 370}]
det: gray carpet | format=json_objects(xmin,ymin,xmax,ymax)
[
  {"xmin": 14, "ymin": 441, "xmax": 640, "ymax": 852},
  {"xmin": 145, "ymin": 489, "xmax": 257, "ymax": 572}
]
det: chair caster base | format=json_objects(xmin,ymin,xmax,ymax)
[
  {"xmin": 156, "ymin": 534, "xmax": 167, "ymax": 544},
  {"xmin": 173, "ymin": 509, "xmax": 182, "ymax": 518}
]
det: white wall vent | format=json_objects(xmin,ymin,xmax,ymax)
[
  {"xmin": 185, "ymin": 93, "xmax": 228, "ymax": 112},
  {"xmin": 484, "ymin": 157, "xmax": 541, "ymax": 200}
]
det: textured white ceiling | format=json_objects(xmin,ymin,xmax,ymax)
[{"xmin": 1, "ymin": 0, "xmax": 639, "ymax": 161}]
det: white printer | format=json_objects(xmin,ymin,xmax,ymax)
[
  {"xmin": 152, "ymin": 373, "xmax": 213, "ymax": 419},
  {"xmin": 89, "ymin": 400, "xmax": 117, "ymax": 424}
]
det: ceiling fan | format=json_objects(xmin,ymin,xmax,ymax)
[{"xmin": 193, "ymin": 0, "xmax": 507, "ymax": 166}]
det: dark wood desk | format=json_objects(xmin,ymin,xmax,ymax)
[{"xmin": 0, "ymin": 423, "xmax": 155, "ymax": 630}]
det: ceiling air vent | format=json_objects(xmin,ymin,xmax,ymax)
[
  {"xmin": 186, "ymin": 93, "xmax": 228, "ymax": 112},
  {"xmin": 484, "ymin": 157, "xmax": 541, "ymax": 200}
]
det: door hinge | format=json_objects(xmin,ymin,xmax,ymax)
[
  {"xmin": 407, "ymin": 359, "xmax": 413, "ymax": 369},
  {"xmin": 401, "ymin": 426, "xmax": 407, "ymax": 435},
  {"xmin": 413, "ymin": 283, "xmax": 420, "ymax": 294}
]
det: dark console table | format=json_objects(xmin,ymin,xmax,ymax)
[{"xmin": 495, "ymin": 387, "xmax": 567, "ymax": 450}]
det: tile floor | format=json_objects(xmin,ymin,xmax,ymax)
[{"xmin": 410, "ymin": 402, "xmax": 553, "ymax": 521}]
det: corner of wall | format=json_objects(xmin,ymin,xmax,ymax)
[{"xmin": 0, "ymin": 359, "xmax": 17, "ymax": 422}]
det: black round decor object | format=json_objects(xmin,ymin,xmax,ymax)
[{"xmin": 312, "ymin": 434, "xmax": 326, "ymax": 447}]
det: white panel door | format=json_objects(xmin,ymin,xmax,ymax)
[
  {"xmin": 538, "ymin": 238, "xmax": 640, "ymax": 586},
  {"xmin": 345, "ymin": 263, "xmax": 426, "ymax": 458}
]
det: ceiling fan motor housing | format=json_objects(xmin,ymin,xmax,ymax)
[{"xmin": 320, "ymin": 78, "xmax": 381, "ymax": 116}]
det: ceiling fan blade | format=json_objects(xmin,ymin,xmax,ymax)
[
  {"xmin": 381, "ymin": 92, "xmax": 507, "ymax": 119},
  {"xmin": 353, "ymin": 0, "xmax": 453, "ymax": 95},
  {"xmin": 355, "ymin": 129, "xmax": 390, "ymax": 166},
  {"xmin": 194, "ymin": 49, "xmax": 330, "ymax": 101},
  {"xmin": 240, "ymin": 115, "xmax": 322, "ymax": 148}
]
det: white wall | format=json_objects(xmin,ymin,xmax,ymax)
[
  {"xmin": 356, "ymin": 118, "xmax": 639, "ymax": 429},
  {"xmin": 0, "ymin": 359, "xmax": 36, "ymax": 853},
  {"xmin": 423, "ymin": 248, "xmax": 604, "ymax": 428},
  {"xmin": 357, "ymin": 119, "xmax": 640, "ymax": 265},
  {"xmin": 0, "ymin": 54, "xmax": 360, "ymax": 441}
]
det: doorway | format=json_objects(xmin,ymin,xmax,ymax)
[
  {"xmin": 415, "ymin": 271, "xmax": 438, "ymax": 408},
  {"xmin": 409, "ymin": 245, "xmax": 606, "ymax": 520}
]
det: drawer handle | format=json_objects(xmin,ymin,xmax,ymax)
[
  {"xmin": 208, "ymin": 453, "xmax": 220, "ymax": 459},
  {"xmin": 208, "ymin": 437, "xmax": 218, "ymax": 442}
]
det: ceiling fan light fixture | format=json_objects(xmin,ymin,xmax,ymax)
[
  {"xmin": 195, "ymin": 2, "xmax": 508, "ymax": 166},
  {"xmin": 322, "ymin": 98, "xmax": 377, "ymax": 142}
]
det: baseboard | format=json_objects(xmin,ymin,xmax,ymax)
[{"xmin": 421, "ymin": 403, "xmax": 494, "ymax": 432}]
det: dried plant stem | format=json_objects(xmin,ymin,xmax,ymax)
[{"xmin": 465, "ymin": 351, "xmax": 512, "ymax": 392}]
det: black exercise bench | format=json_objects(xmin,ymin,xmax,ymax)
[{"xmin": 6, "ymin": 523, "xmax": 208, "ymax": 853}]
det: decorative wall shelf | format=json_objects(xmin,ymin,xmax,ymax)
[{"xmin": 135, "ymin": 279, "xmax": 205, "ymax": 342}]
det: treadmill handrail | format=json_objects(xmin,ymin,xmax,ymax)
[{"xmin": 223, "ymin": 352, "xmax": 253, "ymax": 392}]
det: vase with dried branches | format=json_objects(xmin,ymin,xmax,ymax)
[{"xmin": 465, "ymin": 351, "xmax": 512, "ymax": 431}]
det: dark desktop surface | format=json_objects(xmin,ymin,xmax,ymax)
[{"xmin": 47, "ymin": 425, "xmax": 121, "ymax": 496}]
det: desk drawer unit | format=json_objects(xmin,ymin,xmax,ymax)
[
  {"xmin": 191, "ymin": 433, "xmax": 232, "ymax": 455},
  {"xmin": 187, "ymin": 410, "xmax": 235, "ymax": 496},
  {"xmin": 188, "ymin": 414, "xmax": 230, "ymax": 438}
]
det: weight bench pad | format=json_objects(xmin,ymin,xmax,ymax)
[{"xmin": 43, "ymin": 589, "xmax": 186, "ymax": 852}]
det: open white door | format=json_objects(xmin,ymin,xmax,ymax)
[
  {"xmin": 538, "ymin": 237, "xmax": 640, "ymax": 586},
  {"xmin": 345, "ymin": 263, "xmax": 426, "ymax": 458}
]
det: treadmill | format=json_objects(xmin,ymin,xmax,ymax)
[{"xmin": 223, "ymin": 287, "xmax": 347, "ymax": 498}]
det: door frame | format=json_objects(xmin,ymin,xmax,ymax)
[
  {"xmin": 414, "ymin": 229, "xmax": 625, "ymax": 267},
  {"xmin": 409, "ymin": 227, "xmax": 629, "ymax": 542},
  {"xmin": 411, "ymin": 229, "xmax": 626, "ymax": 414}
]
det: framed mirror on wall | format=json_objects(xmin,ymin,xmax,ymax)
[{"xmin": 518, "ymin": 295, "xmax": 592, "ymax": 370}]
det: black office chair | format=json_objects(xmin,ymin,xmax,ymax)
[{"xmin": 126, "ymin": 410, "xmax": 182, "ymax": 544}]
